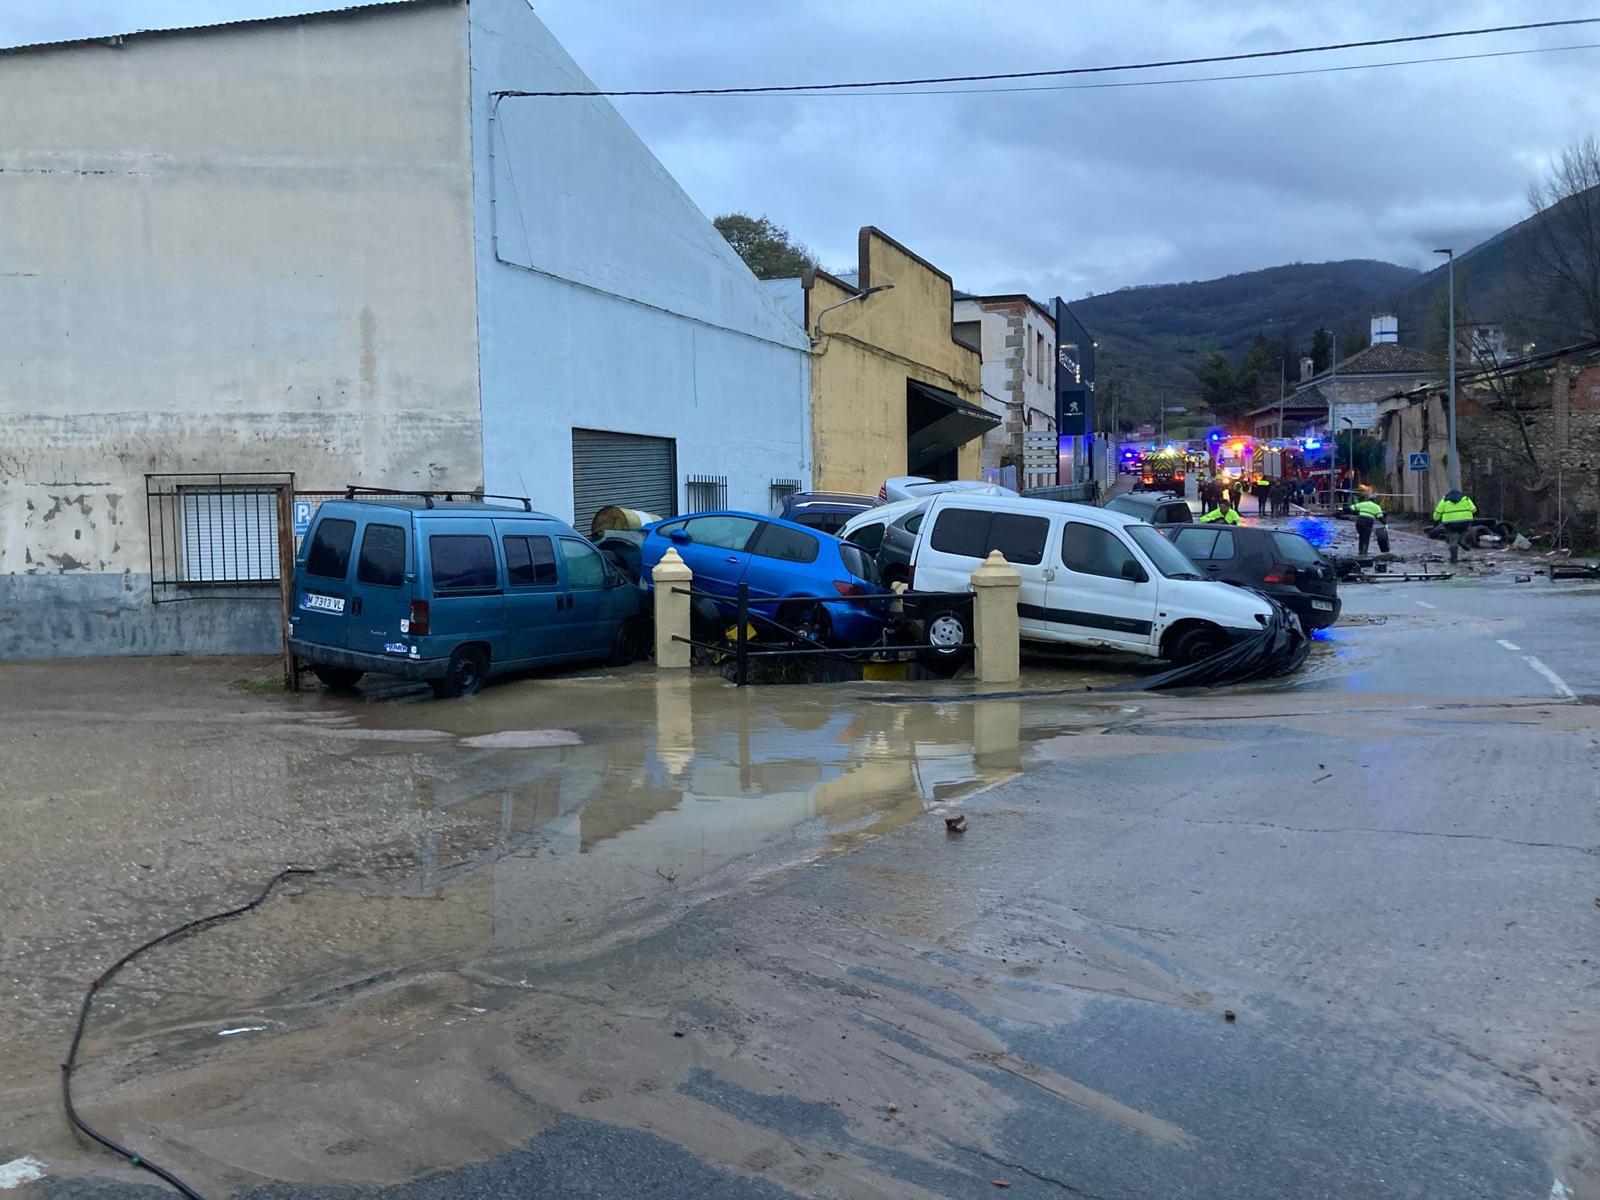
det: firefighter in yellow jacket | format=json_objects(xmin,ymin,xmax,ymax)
[
  {"xmin": 1432, "ymin": 490, "xmax": 1477, "ymax": 563},
  {"xmin": 1199, "ymin": 496, "xmax": 1242, "ymax": 525}
]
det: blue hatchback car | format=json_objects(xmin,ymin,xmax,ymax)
[
  {"xmin": 637, "ymin": 511, "xmax": 888, "ymax": 646},
  {"xmin": 288, "ymin": 496, "xmax": 646, "ymax": 697}
]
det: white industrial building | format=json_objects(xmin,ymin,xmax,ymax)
[{"xmin": 0, "ymin": 0, "xmax": 810, "ymax": 658}]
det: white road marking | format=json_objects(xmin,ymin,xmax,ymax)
[
  {"xmin": 0, "ymin": 1158, "xmax": 47, "ymax": 1190},
  {"xmin": 1496, "ymin": 639, "xmax": 1522, "ymax": 651},
  {"xmin": 1523, "ymin": 655, "xmax": 1576, "ymax": 700},
  {"xmin": 217, "ymin": 1025, "xmax": 267, "ymax": 1037},
  {"xmin": 1414, "ymin": 600, "xmax": 1436, "ymax": 609}
]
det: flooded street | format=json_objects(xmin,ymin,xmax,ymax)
[{"xmin": 3, "ymin": 575, "xmax": 1598, "ymax": 1198}]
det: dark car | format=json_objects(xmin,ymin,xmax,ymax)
[
  {"xmin": 1158, "ymin": 523, "xmax": 1341, "ymax": 630},
  {"xmin": 778, "ymin": 491, "xmax": 878, "ymax": 535},
  {"xmin": 594, "ymin": 530, "xmax": 644, "ymax": 582},
  {"xmin": 1105, "ymin": 491, "xmax": 1193, "ymax": 525}
]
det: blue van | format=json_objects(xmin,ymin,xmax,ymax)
[{"xmin": 288, "ymin": 493, "xmax": 647, "ymax": 697}]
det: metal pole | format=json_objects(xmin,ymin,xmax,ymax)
[
  {"xmin": 1437, "ymin": 248, "xmax": 1459, "ymax": 490},
  {"xmin": 1327, "ymin": 332, "xmax": 1337, "ymax": 504},
  {"xmin": 1278, "ymin": 354, "xmax": 1285, "ymax": 438},
  {"xmin": 735, "ymin": 583, "xmax": 749, "ymax": 687}
]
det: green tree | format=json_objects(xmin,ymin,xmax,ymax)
[
  {"xmin": 1310, "ymin": 327, "xmax": 1334, "ymax": 374},
  {"xmin": 713, "ymin": 213, "xmax": 818, "ymax": 280},
  {"xmin": 1195, "ymin": 351, "xmax": 1238, "ymax": 417}
]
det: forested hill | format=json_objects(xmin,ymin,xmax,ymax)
[{"xmin": 1072, "ymin": 259, "xmax": 1422, "ymax": 398}]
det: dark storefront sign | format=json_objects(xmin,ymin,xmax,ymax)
[{"xmin": 1053, "ymin": 298, "xmax": 1095, "ymax": 438}]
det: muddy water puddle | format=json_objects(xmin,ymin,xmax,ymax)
[{"xmin": 1, "ymin": 663, "xmax": 1146, "ymax": 1114}]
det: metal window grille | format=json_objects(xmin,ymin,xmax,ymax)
[
  {"xmin": 685, "ymin": 474, "xmax": 728, "ymax": 514},
  {"xmin": 769, "ymin": 478, "xmax": 801, "ymax": 514},
  {"xmin": 145, "ymin": 472, "xmax": 293, "ymax": 602}
]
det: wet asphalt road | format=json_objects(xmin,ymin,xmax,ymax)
[{"xmin": 14, "ymin": 570, "xmax": 1600, "ymax": 1199}]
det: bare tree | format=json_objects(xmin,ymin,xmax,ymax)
[{"xmin": 1525, "ymin": 137, "xmax": 1600, "ymax": 344}]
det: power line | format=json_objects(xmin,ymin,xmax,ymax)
[
  {"xmin": 764, "ymin": 41, "xmax": 1600, "ymax": 99},
  {"xmin": 493, "ymin": 16, "xmax": 1600, "ymax": 98}
]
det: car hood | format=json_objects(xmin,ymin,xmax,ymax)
[{"xmin": 1165, "ymin": 577, "xmax": 1275, "ymax": 626}]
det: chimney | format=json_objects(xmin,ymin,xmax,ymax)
[
  {"xmin": 1370, "ymin": 314, "xmax": 1398, "ymax": 345},
  {"xmin": 1299, "ymin": 356, "xmax": 1314, "ymax": 383}
]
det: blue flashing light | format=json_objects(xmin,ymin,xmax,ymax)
[{"xmin": 1303, "ymin": 438, "xmax": 1322, "ymax": 449}]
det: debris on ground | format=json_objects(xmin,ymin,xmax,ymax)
[
  {"xmin": 944, "ymin": 814, "xmax": 967, "ymax": 833},
  {"xmin": 1130, "ymin": 601, "xmax": 1308, "ymax": 691},
  {"xmin": 1551, "ymin": 563, "xmax": 1600, "ymax": 582},
  {"xmin": 1224, "ymin": 1010, "xmax": 1237, "ymax": 1022}
]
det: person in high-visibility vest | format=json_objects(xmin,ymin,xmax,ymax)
[
  {"xmin": 1199, "ymin": 496, "xmax": 1242, "ymax": 525},
  {"xmin": 1342, "ymin": 496, "xmax": 1389, "ymax": 556},
  {"xmin": 1432, "ymin": 489, "xmax": 1478, "ymax": 563}
]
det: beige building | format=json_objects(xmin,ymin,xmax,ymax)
[
  {"xmin": 770, "ymin": 228, "xmax": 991, "ymax": 494},
  {"xmin": 952, "ymin": 294, "xmax": 1058, "ymax": 488}
]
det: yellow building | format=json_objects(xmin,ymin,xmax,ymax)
[{"xmin": 801, "ymin": 228, "xmax": 992, "ymax": 493}]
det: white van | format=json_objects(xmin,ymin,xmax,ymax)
[{"xmin": 904, "ymin": 493, "xmax": 1276, "ymax": 668}]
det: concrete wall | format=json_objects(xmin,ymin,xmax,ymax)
[
  {"xmin": 808, "ymin": 230, "xmax": 983, "ymax": 493},
  {"xmin": 466, "ymin": 0, "xmax": 811, "ymax": 521},
  {"xmin": 953, "ymin": 297, "xmax": 1055, "ymax": 487},
  {"xmin": 0, "ymin": 2, "xmax": 482, "ymax": 658}
]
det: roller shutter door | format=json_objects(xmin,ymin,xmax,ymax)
[{"xmin": 571, "ymin": 428, "xmax": 678, "ymax": 537}]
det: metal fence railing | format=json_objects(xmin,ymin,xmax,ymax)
[
  {"xmin": 686, "ymin": 474, "xmax": 729, "ymax": 514},
  {"xmin": 670, "ymin": 583, "xmax": 975, "ymax": 686},
  {"xmin": 145, "ymin": 472, "xmax": 295, "ymax": 603}
]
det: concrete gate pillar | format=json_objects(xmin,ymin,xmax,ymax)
[
  {"xmin": 970, "ymin": 550, "xmax": 1021, "ymax": 685},
  {"xmin": 651, "ymin": 548, "xmax": 693, "ymax": 669}
]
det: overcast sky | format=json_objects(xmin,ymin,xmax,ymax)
[{"xmin": 4, "ymin": 1, "xmax": 1597, "ymax": 299}]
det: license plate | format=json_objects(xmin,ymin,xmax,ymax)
[
  {"xmin": 1311, "ymin": 598, "xmax": 1334, "ymax": 611},
  {"xmin": 302, "ymin": 593, "xmax": 345, "ymax": 613}
]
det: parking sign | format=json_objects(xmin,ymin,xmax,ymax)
[
  {"xmin": 1408, "ymin": 452, "xmax": 1430, "ymax": 472},
  {"xmin": 293, "ymin": 499, "xmax": 314, "ymax": 535}
]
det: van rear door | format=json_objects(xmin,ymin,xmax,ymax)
[
  {"xmin": 345, "ymin": 517, "xmax": 413, "ymax": 659},
  {"xmin": 295, "ymin": 513, "xmax": 359, "ymax": 648}
]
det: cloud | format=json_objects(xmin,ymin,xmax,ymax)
[{"xmin": 5, "ymin": 0, "xmax": 1598, "ymax": 298}]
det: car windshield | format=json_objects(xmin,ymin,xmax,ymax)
[{"xmin": 1127, "ymin": 524, "xmax": 1205, "ymax": 579}]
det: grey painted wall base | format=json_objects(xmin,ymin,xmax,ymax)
[{"xmin": 0, "ymin": 572, "xmax": 282, "ymax": 660}]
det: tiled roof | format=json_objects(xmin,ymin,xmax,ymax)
[
  {"xmin": 1248, "ymin": 386, "xmax": 1328, "ymax": 416},
  {"xmin": 1325, "ymin": 342, "xmax": 1439, "ymax": 377}
]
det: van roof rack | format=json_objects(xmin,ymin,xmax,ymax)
[{"xmin": 342, "ymin": 486, "xmax": 533, "ymax": 512}]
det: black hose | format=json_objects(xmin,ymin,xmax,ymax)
[{"xmin": 62, "ymin": 867, "xmax": 317, "ymax": 1199}]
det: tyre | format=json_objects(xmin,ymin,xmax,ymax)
[
  {"xmin": 1168, "ymin": 624, "xmax": 1230, "ymax": 667},
  {"xmin": 776, "ymin": 601, "xmax": 832, "ymax": 644},
  {"xmin": 312, "ymin": 665, "xmax": 363, "ymax": 691},
  {"xmin": 607, "ymin": 619, "xmax": 645, "ymax": 666},
  {"xmin": 915, "ymin": 603, "xmax": 971, "ymax": 673},
  {"xmin": 431, "ymin": 646, "xmax": 487, "ymax": 698}
]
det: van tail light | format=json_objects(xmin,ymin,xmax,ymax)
[
  {"xmin": 408, "ymin": 599, "xmax": 431, "ymax": 635},
  {"xmin": 1261, "ymin": 565, "xmax": 1297, "ymax": 584},
  {"xmin": 877, "ymin": 483, "xmax": 888, "ymax": 500}
]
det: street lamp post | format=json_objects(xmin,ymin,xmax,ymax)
[{"xmin": 1434, "ymin": 248, "xmax": 1458, "ymax": 490}]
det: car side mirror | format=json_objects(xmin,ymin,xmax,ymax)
[
  {"xmin": 669, "ymin": 530, "xmax": 691, "ymax": 545},
  {"xmin": 1121, "ymin": 559, "xmax": 1148, "ymax": 583}
]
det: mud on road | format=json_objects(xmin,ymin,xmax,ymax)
[{"xmin": 2, "ymin": 599, "xmax": 1597, "ymax": 1198}]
